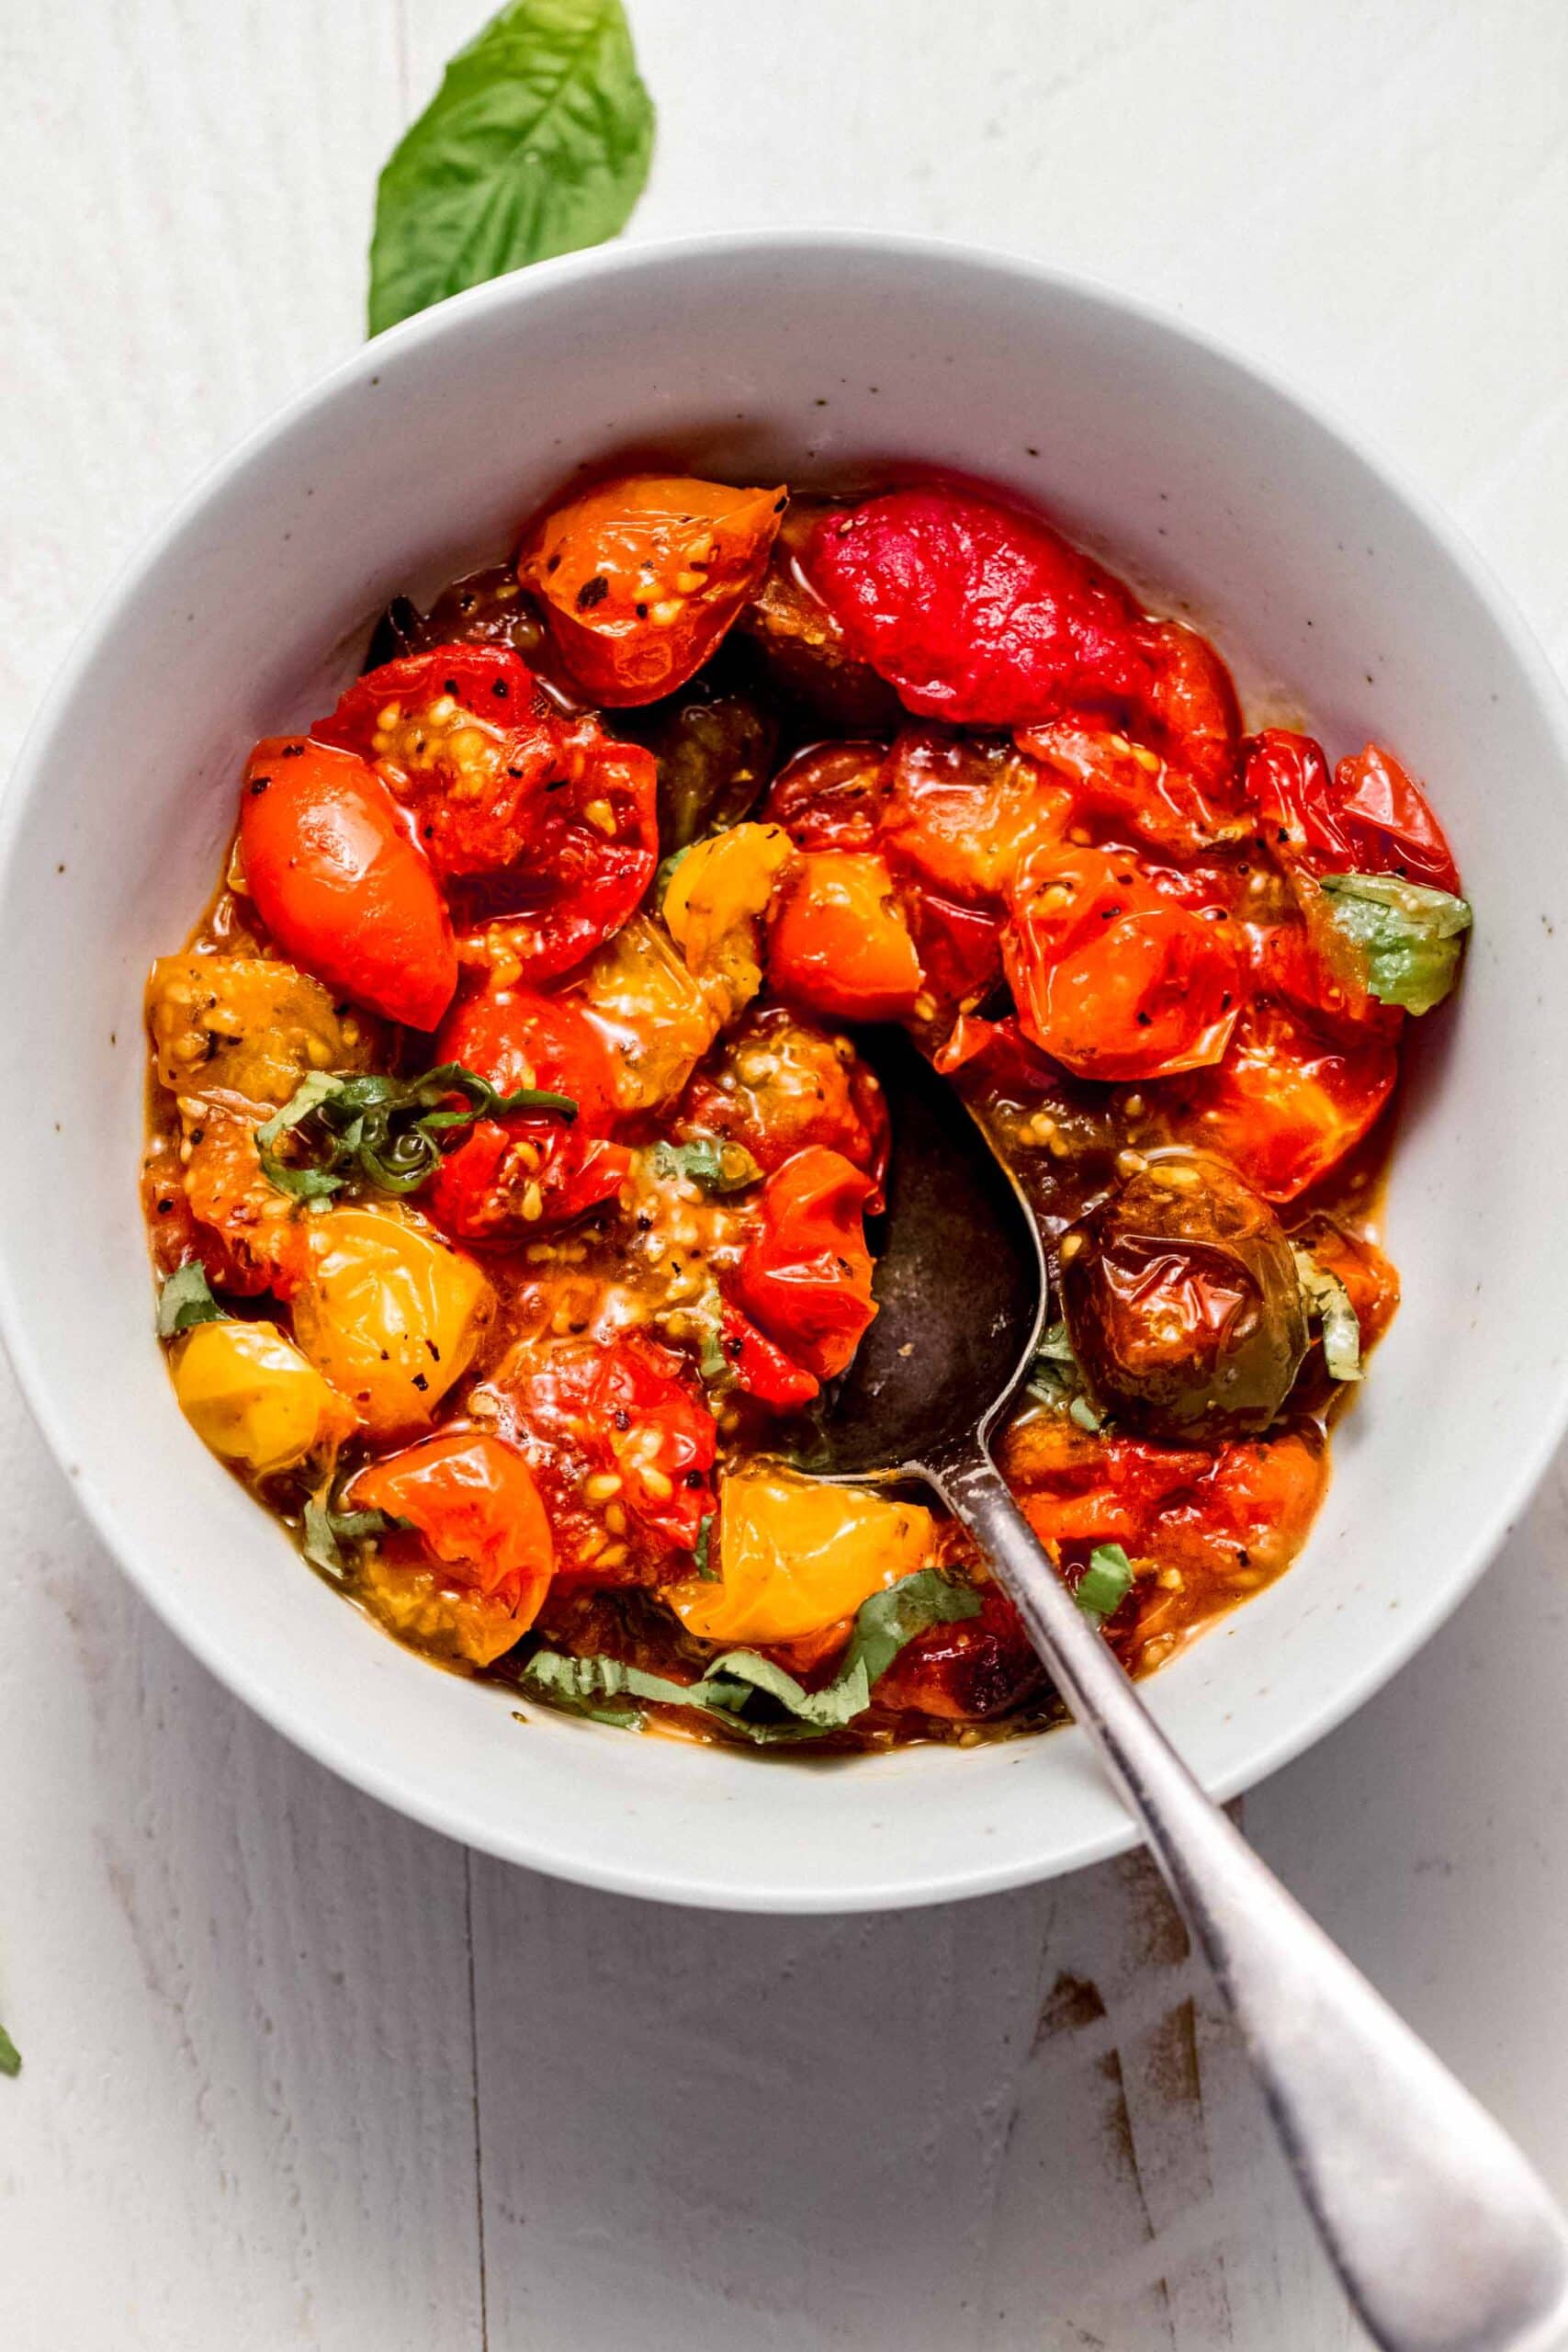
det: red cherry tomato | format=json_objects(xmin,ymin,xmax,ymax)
[
  {"xmin": 346, "ymin": 1430, "xmax": 555, "ymax": 1622},
  {"xmin": 736, "ymin": 1147, "xmax": 878, "ymax": 1382},
  {"xmin": 765, "ymin": 740, "xmax": 888, "ymax": 853},
  {"xmin": 1014, "ymin": 720, "xmax": 1235, "ymax": 859},
  {"xmin": 718, "ymin": 1302, "xmax": 820, "ymax": 1406},
  {"xmin": 426, "ymin": 988, "xmax": 630, "ymax": 1238},
  {"xmin": 874, "ymin": 1587, "xmax": 1044, "ymax": 1721},
  {"xmin": 677, "ymin": 1006, "xmax": 889, "ymax": 1193},
  {"xmin": 1243, "ymin": 730, "xmax": 1461, "ymax": 893},
  {"xmin": 519, "ymin": 474, "xmax": 785, "ymax": 706},
  {"xmin": 240, "ymin": 736, "xmax": 457, "ymax": 1030},
  {"xmin": 803, "ymin": 484, "xmax": 1154, "ymax": 727},
  {"xmin": 318, "ymin": 646, "xmax": 566, "ymax": 876},
  {"xmin": 1003, "ymin": 845, "xmax": 1242, "ymax": 1082},
  {"xmin": 1156, "ymin": 995, "xmax": 1398, "ymax": 1201},
  {"xmin": 876, "ymin": 728, "xmax": 1068, "ymax": 902},
  {"xmin": 1132, "ymin": 619, "xmax": 1243, "ymax": 796},
  {"xmin": 767, "ymin": 851, "xmax": 924, "ymax": 1021},
  {"xmin": 499, "ymin": 1333, "xmax": 716, "ymax": 1565}
]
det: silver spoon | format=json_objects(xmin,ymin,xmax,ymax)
[{"xmin": 806, "ymin": 1026, "xmax": 1568, "ymax": 2352}]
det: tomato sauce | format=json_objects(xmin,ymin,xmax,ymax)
[{"xmin": 141, "ymin": 470, "xmax": 1467, "ymax": 1750}]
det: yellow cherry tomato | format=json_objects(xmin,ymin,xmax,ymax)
[
  {"xmin": 662, "ymin": 823, "xmax": 795, "ymax": 1022},
  {"xmin": 663, "ymin": 1465, "xmax": 934, "ymax": 1645},
  {"xmin": 355, "ymin": 1553, "xmax": 527, "ymax": 1669},
  {"xmin": 288, "ymin": 1206, "xmax": 493, "ymax": 1440},
  {"xmin": 570, "ymin": 913, "xmax": 721, "ymax": 1114},
  {"xmin": 146, "ymin": 953, "xmax": 378, "ymax": 1107},
  {"xmin": 173, "ymin": 1318, "xmax": 354, "ymax": 1475}
]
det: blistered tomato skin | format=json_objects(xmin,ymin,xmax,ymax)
[
  {"xmin": 767, "ymin": 851, "xmax": 924, "ymax": 1023},
  {"xmin": 289, "ymin": 1207, "xmax": 493, "ymax": 1440},
  {"xmin": 662, "ymin": 1467, "xmax": 934, "ymax": 1645},
  {"xmin": 346, "ymin": 1430, "xmax": 555, "ymax": 1623},
  {"xmin": 520, "ymin": 474, "xmax": 786, "ymax": 706},
  {"xmin": 174, "ymin": 1319, "xmax": 354, "ymax": 1475},
  {"xmin": 240, "ymin": 737, "xmax": 457, "ymax": 1031},
  {"xmin": 1154, "ymin": 997, "xmax": 1398, "ymax": 1203},
  {"xmin": 736, "ymin": 1147, "xmax": 878, "ymax": 1383},
  {"xmin": 1060, "ymin": 1156, "xmax": 1309, "ymax": 1441},
  {"xmin": 1004, "ymin": 844, "xmax": 1242, "ymax": 1082},
  {"xmin": 804, "ymin": 484, "xmax": 1155, "ymax": 728},
  {"xmin": 1243, "ymin": 731, "xmax": 1461, "ymax": 894}
]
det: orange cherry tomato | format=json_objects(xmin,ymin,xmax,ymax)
[
  {"xmin": 1003, "ymin": 844, "xmax": 1242, "ymax": 1082},
  {"xmin": 240, "ymin": 736, "xmax": 457, "ymax": 1031},
  {"xmin": 346, "ymin": 1430, "xmax": 555, "ymax": 1623},
  {"xmin": 877, "ymin": 728, "xmax": 1068, "ymax": 902},
  {"xmin": 519, "ymin": 474, "xmax": 786, "ymax": 706},
  {"xmin": 1156, "ymin": 996, "xmax": 1398, "ymax": 1201},
  {"xmin": 426, "ymin": 987, "xmax": 630, "ymax": 1239},
  {"xmin": 767, "ymin": 850, "xmax": 924, "ymax": 1021},
  {"xmin": 736, "ymin": 1146, "xmax": 877, "ymax": 1382}
]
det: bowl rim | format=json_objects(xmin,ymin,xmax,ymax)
[{"xmin": 6, "ymin": 224, "xmax": 1568, "ymax": 1912}]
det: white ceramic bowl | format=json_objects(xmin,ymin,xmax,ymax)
[{"xmin": 5, "ymin": 231, "xmax": 1567, "ymax": 1912}]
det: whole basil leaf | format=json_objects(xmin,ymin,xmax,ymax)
[{"xmin": 369, "ymin": 0, "xmax": 655, "ymax": 337}]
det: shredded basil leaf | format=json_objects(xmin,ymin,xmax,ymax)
[
  {"xmin": 1028, "ymin": 1319, "xmax": 1104, "ymax": 1428},
  {"xmin": 692, "ymin": 1512, "xmax": 716, "ymax": 1580},
  {"xmin": 520, "ymin": 1565, "xmax": 981, "ymax": 1739},
  {"xmin": 257, "ymin": 1061, "xmax": 575, "ymax": 1203},
  {"xmin": 156, "ymin": 1261, "xmax": 225, "ymax": 1338},
  {"xmin": 1317, "ymin": 873, "xmax": 1472, "ymax": 1015},
  {"xmin": 368, "ymin": 0, "xmax": 655, "ymax": 336},
  {"xmin": 649, "ymin": 1138, "xmax": 761, "ymax": 1194},
  {"xmin": 0, "ymin": 2022, "xmax": 19, "ymax": 2078},
  {"xmin": 1076, "ymin": 1543, "xmax": 1134, "ymax": 1619},
  {"xmin": 302, "ymin": 1498, "xmax": 407, "ymax": 1578},
  {"xmin": 1292, "ymin": 1246, "xmax": 1363, "ymax": 1383}
]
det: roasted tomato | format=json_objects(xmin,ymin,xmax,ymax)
[
  {"xmin": 146, "ymin": 955, "xmax": 378, "ymax": 1108},
  {"xmin": 239, "ymin": 737, "xmax": 457, "ymax": 1030},
  {"xmin": 176, "ymin": 1102, "xmax": 315, "ymax": 1298},
  {"xmin": 1155, "ymin": 996, "xmax": 1398, "ymax": 1202},
  {"xmin": 426, "ymin": 988, "xmax": 631, "ymax": 1239},
  {"xmin": 736, "ymin": 497, "xmax": 904, "ymax": 726},
  {"xmin": 492, "ymin": 1331, "xmax": 716, "ymax": 1572},
  {"xmin": 735, "ymin": 1146, "xmax": 877, "ymax": 1382},
  {"xmin": 661, "ymin": 821, "xmax": 795, "ymax": 1022},
  {"xmin": 1003, "ymin": 1414, "xmax": 1213, "ymax": 1551},
  {"xmin": 173, "ymin": 1319, "xmax": 355, "ymax": 1475},
  {"xmin": 716, "ymin": 1302, "xmax": 821, "ymax": 1406},
  {"xmin": 767, "ymin": 850, "xmax": 924, "ymax": 1022},
  {"xmin": 877, "ymin": 729, "xmax": 1068, "ymax": 900},
  {"xmin": 632, "ymin": 672, "xmax": 777, "ymax": 854},
  {"xmin": 678, "ymin": 1004, "xmax": 889, "ymax": 1192},
  {"xmin": 765, "ymin": 740, "xmax": 888, "ymax": 854},
  {"xmin": 874, "ymin": 1586, "xmax": 1044, "ymax": 1721},
  {"xmin": 1003, "ymin": 844, "xmax": 1242, "ymax": 1082},
  {"xmin": 570, "ymin": 914, "xmax": 721, "ymax": 1115},
  {"xmin": 1243, "ymin": 731, "xmax": 1461, "ymax": 894},
  {"xmin": 345, "ymin": 1431, "xmax": 555, "ymax": 1628},
  {"xmin": 1060, "ymin": 1155, "xmax": 1308, "ymax": 1440},
  {"xmin": 1130, "ymin": 1427, "xmax": 1326, "ymax": 1588},
  {"xmin": 288, "ymin": 1206, "xmax": 493, "ymax": 1439},
  {"xmin": 661, "ymin": 1466, "xmax": 933, "ymax": 1645},
  {"xmin": 1287, "ymin": 1213, "xmax": 1401, "ymax": 1409},
  {"xmin": 1133, "ymin": 619, "xmax": 1243, "ymax": 796},
  {"xmin": 1014, "ymin": 721, "xmax": 1237, "ymax": 860},
  {"xmin": 519, "ymin": 473, "xmax": 785, "ymax": 705},
  {"xmin": 803, "ymin": 483, "xmax": 1154, "ymax": 727}
]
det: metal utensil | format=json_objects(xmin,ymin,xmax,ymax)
[{"xmin": 808, "ymin": 1026, "xmax": 1568, "ymax": 2352}]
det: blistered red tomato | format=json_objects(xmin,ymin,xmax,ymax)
[
  {"xmin": 736, "ymin": 1146, "xmax": 878, "ymax": 1382},
  {"xmin": 346, "ymin": 1430, "xmax": 555, "ymax": 1622},
  {"xmin": 240, "ymin": 737, "xmax": 457, "ymax": 1030},
  {"xmin": 1156, "ymin": 996, "xmax": 1398, "ymax": 1201},
  {"xmin": 1244, "ymin": 730, "xmax": 1461, "ymax": 893},
  {"xmin": 767, "ymin": 850, "xmax": 924, "ymax": 1022}
]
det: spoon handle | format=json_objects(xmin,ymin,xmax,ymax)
[{"xmin": 937, "ymin": 1446, "xmax": 1568, "ymax": 2352}]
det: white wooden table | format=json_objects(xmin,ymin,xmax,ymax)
[{"xmin": 5, "ymin": 4, "xmax": 1568, "ymax": 2344}]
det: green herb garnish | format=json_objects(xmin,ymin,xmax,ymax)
[
  {"xmin": 256, "ymin": 1062, "xmax": 575, "ymax": 1203},
  {"xmin": 1317, "ymin": 873, "xmax": 1472, "ymax": 1015},
  {"xmin": 649, "ymin": 1138, "xmax": 761, "ymax": 1194},
  {"xmin": 1028, "ymin": 1320, "xmax": 1104, "ymax": 1429},
  {"xmin": 1076, "ymin": 1543, "xmax": 1134, "ymax": 1620},
  {"xmin": 1292, "ymin": 1246, "xmax": 1363, "ymax": 1383},
  {"xmin": 692, "ymin": 1512, "xmax": 716, "ymax": 1580},
  {"xmin": 0, "ymin": 2022, "xmax": 20, "ymax": 2078},
  {"xmin": 368, "ymin": 0, "xmax": 655, "ymax": 336},
  {"xmin": 520, "ymin": 1566, "xmax": 981, "ymax": 1741},
  {"xmin": 301, "ymin": 1498, "xmax": 409, "ymax": 1579},
  {"xmin": 155, "ymin": 1261, "xmax": 225, "ymax": 1339}
]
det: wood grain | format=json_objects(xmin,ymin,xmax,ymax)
[{"xmin": 5, "ymin": 1, "xmax": 1568, "ymax": 2345}]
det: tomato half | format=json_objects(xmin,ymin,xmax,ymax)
[
  {"xmin": 1014, "ymin": 720, "xmax": 1236, "ymax": 859},
  {"xmin": 1156, "ymin": 995, "xmax": 1398, "ymax": 1201},
  {"xmin": 767, "ymin": 850, "xmax": 924, "ymax": 1021},
  {"xmin": 804, "ymin": 483, "xmax": 1154, "ymax": 727},
  {"xmin": 240, "ymin": 736, "xmax": 457, "ymax": 1031},
  {"xmin": 1003, "ymin": 844, "xmax": 1242, "ymax": 1082},
  {"xmin": 319, "ymin": 646, "xmax": 562, "ymax": 876},
  {"xmin": 346, "ymin": 1430, "xmax": 555, "ymax": 1623},
  {"xmin": 765, "ymin": 739, "xmax": 887, "ymax": 853},
  {"xmin": 876, "ymin": 729, "xmax": 1068, "ymax": 901},
  {"xmin": 717, "ymin": 1302, "xmax": 820, "ymax": 1406},
  {"xmin": 736, "ymin": 1146, "xmax": 878, "ymax": 1382},
  {"xmin": 1243, "ymin": 730, "xmax": 1461, "ymax": 893},
  {"xmin": 1132, "ymin": 619, "xmax": 1243, "ymax": 796},
  {"xmin": 677, "ymin": 1006, "xmax": 889, "ymax": 1197},
  {"xmin": 519, "ymin": 473, "xmax": 785, "ymax": 706},
  {"xmin": 426, "ymin": 987, "xmax": 630, "ymax": 1239},
  {"xmin": 497, "ymin": 1332, "xmax": 716, "ymax": 1567}
]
